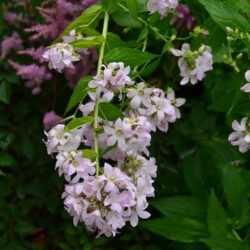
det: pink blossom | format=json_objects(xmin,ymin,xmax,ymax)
[
  {"xmin": 1, "ymin": 32, "xmax": 23, "ymax": 58},
  {"xmin": 147, "ymin": 0, "xmax": 179, "ymax": 17},
  {"xmin": 170, "ymin": 4, "xmax": 196, "ymax": 30},
  {"xmin": 228, "ymin": 117, "xmax": 250, "ymax": 153},
  {"xmin": 44, "ymin": 124, "xmax": 82, "ymax": 154},
  {"xmin": 171, "ymin": 43, "xmax": 213, "ymax": 85},
  {"xmin": 43, "ymin": 111, "xmax": 63, "ymax": 131},
  {"xmin": 9, "ymin": 61, "xmax": 52, "ymax": 95},
  {"xmin": 240, "ymin": 70, "xmax": 250, "ymax": 93},
  {"xmin": 56, "ymin": 151, "xmax": 95, "ymax": 182}
]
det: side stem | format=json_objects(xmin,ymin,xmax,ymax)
[{"xmin": 94, "ymin": 12, "xmax": 109, "ymax": 177}]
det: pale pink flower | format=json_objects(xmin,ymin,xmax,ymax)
[
  {"xmin": 127, "ymin": 82, "xmax": 153, "ymax": 109},
  {"xmin": 43, "ymin": 110, "xmax": 63, "ymax": 131},
  {"xmin": 240, "ymin": 70, "xmax": 250, "ymax": 93},
  {"xmin": 43, "ymin": 43, "xmax": 80, "ymax": 73},
  {"xmin": 170, "ymin": 43, "xmax": 213, "ymax": 85},
  {"xmin": 147, "ymin": 0, "xmax": 179, "ymax": 17},
  {"xmin": 104, "ymin": 119, "xmax": 133, "ymax": 151},
  {"xmin": 228, "ymin": 117, "xmax": 250, "ymax": 153},
  {"xmin": 56, "ymin": 151, "xmax": 95, "ymax": 182},
  {"xmin": 44, "ymin": 124, "xmax": 82, "ymax": 154}
]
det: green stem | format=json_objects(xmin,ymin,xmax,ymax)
[
  {"xmin": 97, "ymin": 12, "xmax": 109, "ymax": 75},
  {"xmin": 94, "ymin": 11, "xmax": 109, "ymax": 177},
  {"xmin": 232, "ymin": 229, "xmax": 242, "ymax": 241}
]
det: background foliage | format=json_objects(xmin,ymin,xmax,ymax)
[{"xmin": 0, "ymin": 0, "xmax": 250, "ymax": 249}]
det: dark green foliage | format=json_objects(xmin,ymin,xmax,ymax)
[{"xmin": 1, "ymin": 0, "xmax": 250, "ymax": 249}]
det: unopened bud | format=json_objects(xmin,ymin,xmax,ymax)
[
  {"xmin": 226, "ymin": 26, "xmax": 233, "ymax": 33},
  {"xmin": 170, "ymin": 35, "xmax": 176, "ymax": 41},
  {"xmin": 236, "ymin": 53, "xmax": 243, "ymax": 60}
]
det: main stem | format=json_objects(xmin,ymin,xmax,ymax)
[{"xmin": 94, "ymin": 11, "xmax": 109, "ymax": 177}]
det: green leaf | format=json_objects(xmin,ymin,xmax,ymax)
[
  {"xmin": 105, "ymin": 47, "xmax": 159, "ymax": 67},
  {"xmin": 198, "ymin": 0, "xmax": 250, "ymax": 31},
  {"xmin": 61, "ymin": 3, "xmax": 103, "ymax": 38},
  {"xmin": 152, "ymin": 196, "xmax": 206, "ymax": 222},
  {"xmin": 0, "ymin": 82, "xmax": 12, "ymax": 104},
  {"xmin": 207, "ymin": 190, "xmax": 228, "ymax": 239},
  {"xmin": 106, "ymin": 33, "xmax": 137, "ymax": 52},
  {"xmin": 65, "ymin": 116, "xmax": 93, "ymax": 131},
  {"xmin": 221, "ymin": 165, "xmax": 248, "ymax": 227},
  {"xmin": 0, "ymin": 152, "xmax": 16, "ymax": 168},
  {"xmin": 100, "ymin": 144, "xmax": 117, "ymax": 157},
  {"xmin": 21, "ymin": 137, "xmax": 35, "ymax": 160},
  {"xmin": 126, "ymin": 0, "xmax": 138, "ymax": 19},
  {"xmin": 77, "ymin": 149, "xmax": 97, "ymax": 161},
  {"xmin": 64, "ymin": 75, "xmax": 92, "ymax": 115},
  {"xmin": 101, "ymin": 0, "xmax": 119, "ymax": 12},
  {"xmin": 183, "ymin": 151, "xmax": 209, "ymax": 198},
  {"xmin": 98, "ymin": 102, "xmax": 124, "ymax": 121},
  {"xmin": 70, "ymin": 36, "xmax": 104, "ymax": 48},
  {"xmin": 142, "ymin": 216, "xmax": 208, "ymax": 243},
  {"xmin": 202, "ymin": 239, "xmax": 250, "ymax": 250},
  {"xmin": 112, "ymin": 10, "xmax": 141, "ymax": 28},
  {"xmin": 141, "ymin": 58, "xmax": 161, "ymax": 76}
]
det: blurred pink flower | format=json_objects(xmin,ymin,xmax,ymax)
[
  {"xmin": 170, "ymin": 4, "xmax": 196, "ymax": 30},
  {"xmin": 43, "ymin": 111, "xmax": 63, "ymax": 131},
  {"xmin": 1, "ymin": 32, "xmax": 23, "ymax": 58}
]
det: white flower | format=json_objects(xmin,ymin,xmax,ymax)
[
  {"xmin": 170, "ymin": 43, "xmax": 213, "ymax": 85},
  {"xmin": 43, "ymin": 43, "xmax": 80, "ymax": 73},
  {"xmin": 228, "ymin": 117, "xmax": 250, "ymax": 153},
  {"xmin": 127, "ymin": 205, "xmax": 151, "ymax": 227},
  {"xmin": 44, "ymin": 124, "xmax": 82, "ymax": 154},
  {"xmin": 139, "ymin": 94, "xmax": 176, "ymax": 132},
  {"xmin": 166, "ymin": 88, "xmax": 186, "ymax": 118},
  {"xmin": 88, "ymin": 62, "xmax": 134, "ymax": 102},
  {"xmin": 55, "ymin": 151, "xmax": 95, "ymax": 182},
  {"xmin": 147, "ymin": 0, "xmax": 179, "ymax": 16},
  {"xmin": 79, "ymin": 102, "xmax": 95, "ymax": 116},
  {"xmin": 104, "ymin": 119, "xmax": 133, "ymax": 151},
  {"xmin": 240, "ymin": 70, "xmax": 250, "ymax": 93},
  {"xmin": 127, "ymin": 82, "xmax": 153, "ymax": 109}
]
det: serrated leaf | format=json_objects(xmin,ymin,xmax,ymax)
[
  {"xmin": 98, "ymin": 102, "xmax": 124, "ymax": 121},
  {"xmin": 70, "ymin": 36, "xmax": 104, "ymax": 48},
  {"xmin": 152, "ymin": 196, "xmax": 206, "ymax": 222},
  {"xmin": 64, "ymin": 75, "xmax": 92, "ymax": 115},
  {"xmin": 198, "ymin": 0, "xmax": 250, "ymax": 31},
  {"xmin": 126, "ymin": 0, "xmax": 138, "ymax": 19},
  {"xmin": 65, "ymin": 116, "xmax": 93, "ymax": 131},
  {"xmin": 105, "ymin": 47, "xmax": 159, "ymax": 67},
  {"xmin": 142, "ymin": 216, "xmax": 208, "ymax": 243},
  {"xmin": 207, "ymin": 190, "xmax": 228, "ymax": 239}
]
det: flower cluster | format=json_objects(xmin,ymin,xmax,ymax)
[
  {"xmin": 43, "ymin": 42, "xmax": 80, "ymax": 73},
  {"xmin": 1, "ymin": 32, "xmax": 23, "ymax": 59},
  {"xmin": 3, "ymin": 0, "xmax": 97, "ymax": 94},
  {"xmin": 228, "ymin": 117, "xmax": 250, "ymax": 153},
  {"xmin": 147, "ymin": 0, "xmax": 179, "ymax": 17},
  {"xmin": 229, "ymin": 70, "xmax": 250, "ymax": 153},
  {"xmin": 45, "ymin": 61, "xmax": 185, "ymax": 236},
  {"xmin": 170, "ymin": 43, "xmax": 213, "ymax": 85}
]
